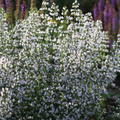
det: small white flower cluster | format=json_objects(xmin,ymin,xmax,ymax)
[{"xmin": 0, "ymin": 1, "xmax": 120, "ymax": 120}]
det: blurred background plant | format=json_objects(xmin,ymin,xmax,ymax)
[
  {"xmin": 93, "ymin": 0, "xmax": 120, "ymax": 43},
  {"xmin": 0, "ymin": 0, "xmax": 43, "ymax": 23},
  {"xmin": 0, "ymin": 0, "xmax": 98, "ymax": 24}
]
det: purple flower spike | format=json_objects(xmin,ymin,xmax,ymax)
[
  {"xmin": 118, "ymin": 9, "xmax": 120, "ymax": 23},
  {"xmin": 112, "ymin": 11, "xmax": 119, "ymax": 34},
  {"xmin": 5, "ymin": 0, "xmax": 11, "ymax": 7},
  {"xmin": 110, "ymin": 0, "xmax": 117, "ymax": 9},
  {"xmin": 93, "ymin": 4, "xmax": 99, "ymax": 21},
  {"xmin": 21, "ymin": 1, "xmax": 27, "ymax": 19},
  {"xmin": 0, "ymin": 0, "xmax": 6, "ymax": 9},
  {"xmin": 118, "ymin": 9, "xmax": 120, "ymax": 33},
  {"xmin": 5, "ymin": 0, "xmax": 14, "ymax": 13},
  {"xmin": 103, "ymin": 2, "xmax": 112, "ymax": 31},
  {"xmin": 21, "ymin": 1, "xmax": 26, "ymax": 12},
  {"xmin": 98, "ymin": 0, "xmax": 105, "ymax": 12}
]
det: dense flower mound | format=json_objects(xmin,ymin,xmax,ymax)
[{"xmin": 0, "ymin": 1, "xmax": 120, "ymax": 120}]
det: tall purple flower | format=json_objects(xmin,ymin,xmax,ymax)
[
  {"xmin": 93, "ymin": 3, "xmax": 99, "ymax": 21},
  {"xmin": 21, "ymin": 0, "xmax": 26, "ymax": 19},
  {"xmin": 4, "ymin": 0, "xmax": 14, "ymax": 23},
  {"xmin": 98, "ymin": 0, "xmax": 105, "ymax": 12},
  {"xmin": 21, "ymin": 1, "xmax": 26, "ymax": 12},
  {"xmin": 110, "ymin": 0, "xmax": 117, "ymax": 9},
  {"xmin": 111, "ymin": 10, "xmax": 119, "ymax": 34},
  {"xmin": 103, "ymin": 2, "xmax": 112, "ymax": 31},
  {"xmin": 0, "ymin": 0, "xmax": 6, "ymax": 10},
  {"xmin": 5, "ymin": 0, "xmax": 14, "ymax": 12},
  {"xmin": 118, "ymin": 9, "xmax": 120, "ymax": 33},
  {"xmin": 5, "ymin": 0, "xmax": 11, "ymax": 7}
]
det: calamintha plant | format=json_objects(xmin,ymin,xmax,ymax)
[{"xmin": 0, "ymin": 1, "xmax": 120, "ymax": 120}]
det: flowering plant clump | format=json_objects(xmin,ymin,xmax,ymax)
[{"xmin": 0, "ymin": 1, "xmax": 120, "ymax": 120}]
